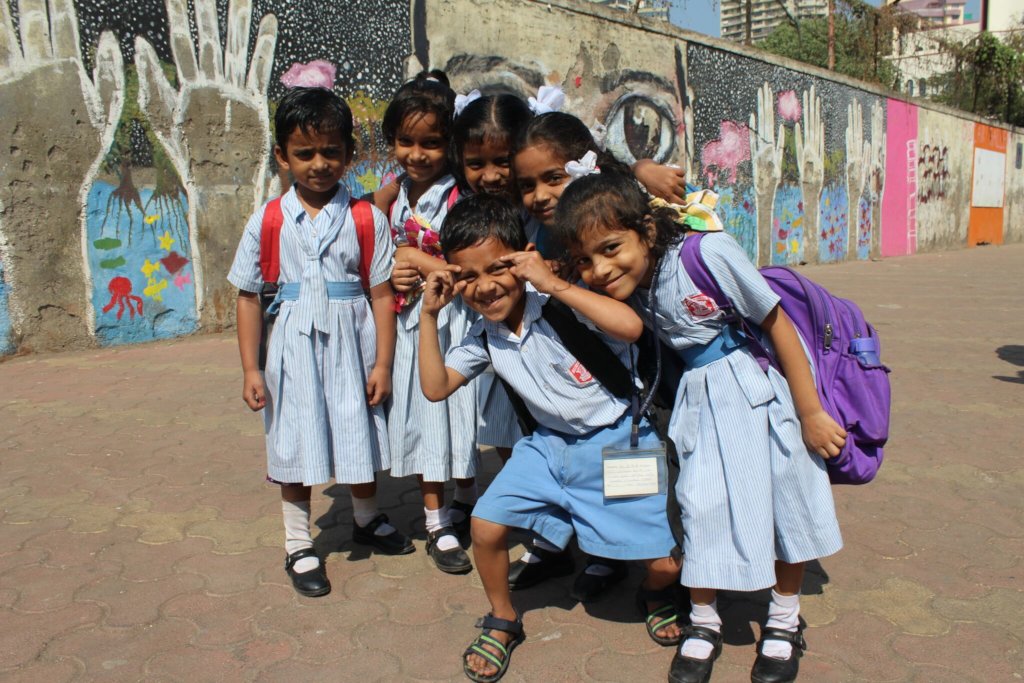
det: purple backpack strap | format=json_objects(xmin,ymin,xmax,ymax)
[{"xmin": 678, "ymin": 234, "xmax": 776, "ymax": 372}]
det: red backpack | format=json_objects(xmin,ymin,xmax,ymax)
[{"xmin": 259, "ymin": 196, "xmax": 376, "ymax": 289}]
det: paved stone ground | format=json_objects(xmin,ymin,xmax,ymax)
[{"xmin": 2, "ymin": 244, "xmax": 1023, "ymax": 682}]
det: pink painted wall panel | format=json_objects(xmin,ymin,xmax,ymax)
[{"xmin": 881, "ymin": 99, "xmax": 919, "ymax": 257}]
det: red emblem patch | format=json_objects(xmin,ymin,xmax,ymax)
[
  {"xmin": 568, "ymin": 360, "xmax": 593, "ymax": 384},
  {"xmin": 683, "ymin": 293, "xmax": 719, "ymax": 319}
]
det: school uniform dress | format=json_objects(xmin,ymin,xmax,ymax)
[
  {"xmin": 227, "ymin": 184, "xmax": 393, "ymax": 486},
  {"xmin": 387, "ymin": 175, "xmax": 480, "ymax": 482},
  {"xmin": 446, "ymin": 286, "xmax": 677, "ymax": 561},
  {"xmin": 632, "ymin": 232, "xmax": 843, "ymax": 591}
]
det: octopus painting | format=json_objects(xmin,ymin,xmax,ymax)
[{"xmin": 102, "ymin": 276, "xmax": 144, "ymax": 320}]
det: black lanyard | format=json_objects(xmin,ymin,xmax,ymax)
[{"xmin": 629, "ymin": 258, "xmax": 663, "ymax": 448}]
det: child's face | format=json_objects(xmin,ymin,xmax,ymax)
[
  {"xmin": 514, "ymin": 143, "xmax": 570, "ymax": 226},
  {"xmin": 274, "ymin": 126, "xmax": 352, "ymax": 201},
  {"xmin": 394, "ymin": 112, "xmax": 448, "ymax": 187},
  {"xmin": 447, "ymin": 237, "xmax": 527, "ymax": 325},
  {"xmin": 462, "ymin": 138, "xmax": 513, "ymax": 195},
  {"xmin": 570, "ymin": 223, "xmax": 654, "ymax": 301}
]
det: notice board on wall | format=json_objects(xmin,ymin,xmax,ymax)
[{"xmin": 972, "ymin": 148, "xmax": 1006, "ymax": 208}]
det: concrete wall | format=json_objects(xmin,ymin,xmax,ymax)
[{"xmin": 0, "ymin": 0, "xmax": 1020, "ymax": 354}]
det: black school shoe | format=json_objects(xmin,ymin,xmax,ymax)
[
  {"xmin": 427, "ymin": 526, "xmax": 473, "ymax": 574},
  {"xmin": 750, "ymin": 627, "xmax": 806, "ymax": 683},
  {"xmin": 570, "ymin": 557, "xmax": 629, "ymax": 602},
  {"xmin": 668, "ymin": 625, "xmax": 723, "ymax": 683},
  {"xmin": 508, "ymin": 546, "xmax": 575, "ymax": 590},
  {"xmin": 352, "ymin": 513, "xmax": 415, "ymax": 555},
  {"xmin": 284, "ymin": 548, "xmax": 331, "ymax": 597}
]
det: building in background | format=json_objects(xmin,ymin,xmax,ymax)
[
  {"xmin": 894, "ymin": 0, "xmax": 971, "ymax": 28},
  {"xmin": 588, "ymin": 0, "xmax": 671, "ymax": 21},
  {"xmin": 720, "ymin": 0, "xmax": 827, "ymax": 42}
]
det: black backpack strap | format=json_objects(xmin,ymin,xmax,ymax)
[
  {"xmin": 540, "ymin": 299, "xmax": 634, "ymax": 399},
  {"xmin": 480, "ymin": 330, "xmax": 538, "ymax": 436}
]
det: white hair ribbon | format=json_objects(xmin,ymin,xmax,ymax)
[
  {"xmin": 589, "ymin": 122, "xmax": 608, "ymax": 151},
  {"xmin": 565, "ymin": 150, "xmax": 600, "ymax": 182},
  {"xmin": 454, "ymin": 89, "xmax": 481, "ymax": 116},
  {"xmin": 528, "ymin": 85, "xmax": 565, "ymax": 115}
]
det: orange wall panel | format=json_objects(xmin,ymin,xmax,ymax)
[{"xmin": 969, "ymin": 124, "xmax": 1008, "ymax": 246}]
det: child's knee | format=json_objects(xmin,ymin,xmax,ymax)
[{"xmin": 470, "ymin": 517, "xmax": 507, "ymax": 548}]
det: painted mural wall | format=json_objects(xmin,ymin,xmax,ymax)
[{"xmin": 0, "ymin": 0, "xmax": 1020, "ymax": 354}]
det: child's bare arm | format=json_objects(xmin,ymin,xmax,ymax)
[
  {"xmin": 418, "ymin": 268, "xmax": 470, "ymax": 401},
  {"xmin": 761, "ymin": 305, "xmax": 847, "ymax": 459},
  {"xmin": 236, "ymin": 291, "xmax": 266, "ymax": 411},
  {"xmin": 367, "ymin": 280, "xmax": 396, "ymax": 406},
  {"xmin": 367, "ymin": 177, "xmax": 401, "ymax": 213},
  {"xmin": 507, "ymin": 251, "xmax": 643, "ymax": 342},
  {"xmin": 395, "ymin": 245, "xmax": 449, "ymax": 277},
  {"xmin": 633, "ymin": 159, "xmax": 687, "ymax": 204}
]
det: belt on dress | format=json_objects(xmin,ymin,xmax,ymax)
[
  {"xmin": 677, "ymin": 324, "xmax": 750, "ymax": 369},
  {"xmin": 266, "ymin": 281, "xmax": 364, "ymax": 315}
]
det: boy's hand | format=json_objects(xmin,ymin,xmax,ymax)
[
  {"xmin": 242, "ymin": 370, "xmax": 266, "ymax": 411},
  {"xmin": 800, "ymin": 410, "xmax": 847, "ymax": 459},
  {"xmin": 508, "ymin": 251, "xmax": 562, "ymax": 293},
  {"xmin": 391, "ymin": 260, "xmax": 421, "ymax": 293},
  {"xmin": 366, "ymin": 365, "xmax": 392, "ymax": 407},
  {"xmin": 421, "ymin": 266, "xmax": 464, "ymax": 315}
]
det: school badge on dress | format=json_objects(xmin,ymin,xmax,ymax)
[
  {"xmin": 568, "ymin": 360, "xmax": 593, "ymax": 384},
  {"xmin": 683, "ymin": 293, "xmax": 719, "ymax": 319}
]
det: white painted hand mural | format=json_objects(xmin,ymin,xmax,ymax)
[
  {"xmin": 748, "ymin": 82, "xmax": 784, "ymax": 266},
  {"xmin": 795, "ymin": 85, "xmax": 825, "ymax": 264},
  {"xmin": 845, "ymin": 101, "xmax": 868, "ymax": 259},
  {"xmin": 867, "ymin": 100, "xmax": 886, "ymax": 258},
  {"xmin": 135, "ymin": 0, "xmax": 277, "ymax": 326},
  {"xmin": 0, "ymin": 0, "xmax": 123, "ymax": 348}
]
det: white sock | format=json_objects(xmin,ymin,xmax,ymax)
[
  {"xmin": 680, "ymin": 600, "xmax": 722, "ymax": 660},
  {"xmin": 424, "ymin": 507, "xmax": 460, "ymax": 551},
  {"xmin": 351, "ymin": 494, "xmax": 396, "ymax": 536},
  {"xmin": 282, "ymin": 500, "xmax": 319, "ymax": 573},
  {"xmin": 520, "ymin": 536, "xmax": 561, "ymax": 564},
  {"xmin": 454, "ymin": 482, "xmax": 478, "ymax": 505},
  {"xmin": 762, "ymin": 591, "xmax": 801, "ymax": 659},
  {"xmin": 585, "ymin": 561, "xmax": 615, "ymax": 577}
]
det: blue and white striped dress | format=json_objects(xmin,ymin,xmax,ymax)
[
  {"xmin": 387, "ymin": 176, "xmax": 480, "ymax": 481},
  {"xmin": 632, "ymin": 232, "xmax": 842, "ymax": 592},
  {"xmin": 227, "ymin": 185, "xmax": 393, "ymax": 486}
]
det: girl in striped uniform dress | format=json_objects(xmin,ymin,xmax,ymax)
[
  {"xmin": 381, "ymin": 72, "xmax": 478, "ymax": 574},
  {"xmin": 230, "ymin": 87, "xmax": 408, "ymax": 599},
  {"xmin": 553, "ymin": 170, "xmax": 844, "ymax": 683}
]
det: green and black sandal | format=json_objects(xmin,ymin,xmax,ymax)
[
  {"xmin": 463, "ymin": 612, "xmax": 525, "ymax": 682},
  {"xmin": 636, "ymin": 585, "xmax": 682, "ymax": 646}
]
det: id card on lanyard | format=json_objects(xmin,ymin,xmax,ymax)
[{"xmin": 601, "ymin": 265, "xmax": 669, "ymax": 500}]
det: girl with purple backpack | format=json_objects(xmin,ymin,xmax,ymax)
[{"xmin": 551, "ymin": 169, "xmax": 844, "ymax": 683}]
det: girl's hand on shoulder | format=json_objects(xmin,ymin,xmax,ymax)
[
  {"xmin": 242, "ymin": 369, "xmax": 266, "ymax": 411},
  {"xmin": 391, "ymin": 260, "xmax": 421, "ymax": 293},
  {"xmin": 800, "ymin": 410, "xmax": 847, "ymax": 459},
  {"xmin": 421, "ymin": 266, "xmax": 464, "ymax": 315},
  {"xmin": 366, "ymin": 365, "xmax": 392, "ymax": 407},
  {"xmin": 634, "ymin": 160, "xmax": 687, "ymax": 204},
  {"xmin": 508, "ymin": 251, "xmax": 562, "ymax": 293}
]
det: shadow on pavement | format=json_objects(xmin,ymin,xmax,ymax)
[{"xmin": 994, "ymin": 345, "xmax": 1024, "ymax": 384}]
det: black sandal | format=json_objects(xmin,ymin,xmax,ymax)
[
  {"xmin": 635, "ymin": 585, "xmax": 682, "ymax": 646},
  {"xmin": 463, "ymin": 612, "xmax": 525, "ymax": 682},
  {"xmin": 750, "ymin": 626, "xmax": 806, "ymax": 683},
  {"xmin": 668, "ymin": 624, "xmax": 723, "ymax": 683}
]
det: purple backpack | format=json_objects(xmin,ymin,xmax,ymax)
[{"xmin": 681, "ymin": 234, "xmax": 891, "ymax": 485}]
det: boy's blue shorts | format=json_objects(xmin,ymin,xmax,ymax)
[{"xmin": 473, "ymin": 414, "xmax": 678, "ymax": 561}]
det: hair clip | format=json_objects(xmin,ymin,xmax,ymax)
[
  {"xmin": 528, "ymin": 85, "xmax": 565, "ymax": 115},
  {"xmin": 649, "ymin": 192, "xmax": 725, "ymax": 232},
  {"xmin": 454, "ymin": 89, "xmax": 482, "ymax": 116},
  {"xmin": 589, "ymin": 122, "xmax": 608, "ymax": 151},
  {"xmin": 565, "ymin": 150, "xmax": 600, "ymax": 182}
]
